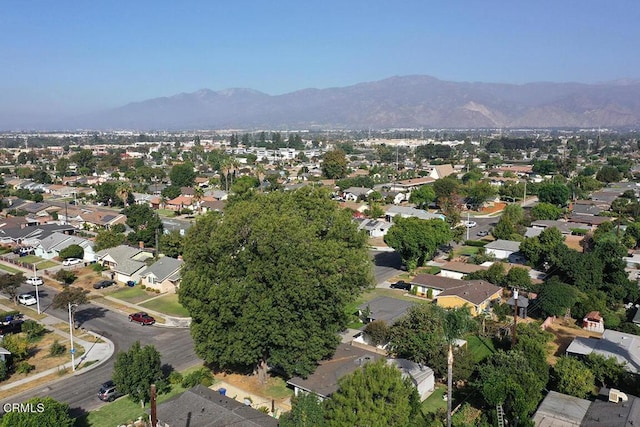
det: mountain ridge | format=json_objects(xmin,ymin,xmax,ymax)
[{"xmin": 5, "ymin": 75, "xmax": 640, "ymax": 130}]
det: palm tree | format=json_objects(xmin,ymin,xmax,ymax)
[
  {"xmin": 255, "ymin": 164, "xmax": 266, "ymax": 192},
  {"xmin": 442, "ymin": 307, "xmax": 475, "ymax": 427},
  {"xmin": 220, "ymin": 159, "xmax": 231, "ymax": 192},
  {"xmin": 193, "ymin": 187, "xmax": 205, "ymax": 213},
  {"xmin": 116, "ymin": 182, "xmax": 133, "ymax": 207}
]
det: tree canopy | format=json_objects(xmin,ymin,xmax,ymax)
[
  {"xmin": 324, "ymin": 359, "xmax": 422, "ymax": 427},
  {"xmin": 169, "ymin": 163, "xmax": 196, "ymax": 187},
  {"xmin": 0, "ymin": 396, "xmax": 73, "ymax": 427},
  {"xmin": 552, "ymin": 356, "xmax": 594, "ymax": 398},
  {"xmin": 384, "ymin": 217, "xmax": 452, "ymax": 271},
  {"xmin": 321, "ymin": 149, "xmax": 348, "ymax": 179},
  {"xmin": 537, "ymin": 182, "xmax": 570, "ymax": 206},
  {"xmin": 113, "ymin": 341, "xmax": 165, "ymax": 405},
  {"xmin": 179, "ymin": 188, "xmax": 374, "ymax": 379}
]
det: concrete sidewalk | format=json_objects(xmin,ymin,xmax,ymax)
[{"xmin": 0, "ymin": 302, "xmax": 115, "ymax": 392}]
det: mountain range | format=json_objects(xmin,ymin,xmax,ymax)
[{"xmin": 10, "ymin": 75, "xmax": 640, "ymax": 130}]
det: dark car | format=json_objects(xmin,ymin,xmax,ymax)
[
  {"xmin": 97, "ymin": 380, "xmax": 122, "ymax": 402},
  {"xmin": 390, "ymin": 280, "xmax": 411, "ymax": 291},
  {"xmin": 128, "ymin": 312, "xmax": 155, "ymax": 325},
  {"xmin": 93, "ymin": 280, "xmax": 116, "ymax": 289}
]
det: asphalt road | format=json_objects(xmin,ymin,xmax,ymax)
[{"xmin": 2, "ymin": 284, "xmax": 199, "ymax": 418}]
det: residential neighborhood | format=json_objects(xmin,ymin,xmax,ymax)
[{"xmin": 0, "ymin": 127, "xmax": 638, "ymax": 426}]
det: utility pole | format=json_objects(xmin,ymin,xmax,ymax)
[
  {"xmin": 68, "ymin": 303, "xmax": 76, "ymax": 371},
  {"xmin": 512, "ymin": 290, "xmax": 519, "ymax": 348},
  {"xmin": 150, "ymin": 384, "xmax": 157, "ymax": 427}
]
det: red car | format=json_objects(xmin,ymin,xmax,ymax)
[{"xmin": 128, "ymin": 312, "xmax": 155, "ymax": 326}]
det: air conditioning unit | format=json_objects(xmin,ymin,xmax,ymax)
[{"xmin": 609, "ymin": 388, "xmax": 629, "ymax": 403}]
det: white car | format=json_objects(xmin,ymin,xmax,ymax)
[
  {"xmin": 18, "ymin": 293, "xmax": 37, "ymax": 306},
  {"xmin": 464, "ymin": 221, "xmax": 477, "ymax": 228},
  {"xmin": 63, "ymin": 258, "xmax": 82, "ymax": 266},
  {"xmin": 26, "ymin": 277, "xmax": 43, "ymax": 286}
]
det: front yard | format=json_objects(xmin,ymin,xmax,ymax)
[{"xmin": 140, "ymin": 293, "xmax": 190, "ymax": 317}]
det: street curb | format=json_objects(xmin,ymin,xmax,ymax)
[{"xmin": 72, "ymin": 330, "xmax": 115, "ymax": 376}]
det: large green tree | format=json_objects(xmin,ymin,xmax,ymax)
[
  {"xmin": 476, "ymin": 350, "xmax": 545, "ymax": 421},
  {"xmin": 169, "ymin": 163, "xmax": 196, "ymax": 187},
  {"xmin": 280, "ymin": 393, "xmax": 325, "ymax": 427},
  {"xmin": 94, "ymin": 229, "xmax": 126, "ymax": 251},
  {"xmin": 113, "ymin": 341, "xmax": 165, "ymax": 405},
  {"xmin": 537, "ymin": 182, "xmax": 570, "ymax": 206},
  {"xmin": 552, "ymin": 356, "xmax": 594, "ymax": 398},
  {"xmin": 324, "ymin": 359, "xmax": 422, "ymax": 427},
  {"xmin": 321, "ymin": 149, "xmax": 348, "ymax": 179},
  {"xmin": 409, "ymin": 185, "xmax": 436, "ymax": 209},
  {"xmin": 124, "ymin": 204, "xmax": 163, "ymax": 247},
  {"xmin": 537, "ymin": 276, "xmax": 582, "ymax": 318},
  {"xmin": 384, "ymin": 217, "xmax": 452, "ymax": 271},
  {"xmin": 0, "ymin": 396, "xmax": 73, "ymax": 427},
  {"xmin": 179, "ymin": 188, "xmax": 373, "ymax": 379}
]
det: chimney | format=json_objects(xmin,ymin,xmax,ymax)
[{"xmin": 139, "ymin": 241, "xmax": 144, "ymax": 249}]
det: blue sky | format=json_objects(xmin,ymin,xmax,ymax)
[{"xmin": 1, "ymin": 1, "xmax": 639, "ymax": 115}]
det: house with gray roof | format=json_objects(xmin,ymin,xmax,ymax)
[
  {"xmin": 532, "ymin": 390, "xmax": 591, "ymax": 427},
  {"xmin": 155, "ymin": 384, "xmax": 278, "ymax": 427},
  {"xmin": 355, "ymin": 218, "xmax": 392, "ymax": 237},
  {"xmin": 387, "ymin": 358, "xmax": 435, "ymax": 400},
  {"xmin": 96, "ymin": 245, "xmax": 153, "ymax": 284},
  {"xmin": 342, "ymin": 187, "xmax": 373, "ymax": 201},
  {"xmin": 483, "ymin": 239, "xmax": 522, "ymax": 261},
  {"xmin": 566, "ymin": 329, "xmax": 640, "ymax": 374},
  {"xmin": 139, "ymin": 256, "xmax": 183, "ymax": 293},
  {"xmin": 385, "ymin": 205, "xmax": 445, "ymax": 221},
  {"xmin": 34, "ymin": 232, "xmax": 96, "ymax": 262},
  {"xmin": 0, "ymin": 224, "xmax": 76, "ymax": 247},
  {"xmin": 287, "ymin": 343, "xmax": 383, "ymax": 400}
]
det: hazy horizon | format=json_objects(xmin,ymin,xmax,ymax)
[{"xmin": 1, "ymin": 1, "xmax": 639, "ymax": 119}]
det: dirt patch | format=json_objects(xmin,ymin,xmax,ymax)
[
  {"xmin": 368, "ymin": 236, "xmax": 388, "ymax": 247},
  {"xmin": 479, "ymin": 202, "xmax": 506, "ymax": 215},
  {"xmin": 0, "ymin": 330, "xmax": 82, "ymax": 400},
  {"xmin": 216, "ymin": 372, "xmax": 292, "ymax": 404},
  {"xmin": 543, "ymin": 318, "xmax": 602, "ymax": 365}
]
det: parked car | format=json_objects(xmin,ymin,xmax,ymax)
[
  {"xmin": 476, "ymin": 230, "xmax": 489, "ymax": 237},
  {"xmin": 92, "ymin": 280, "xmax": 115, "ymax": 289},
  {"xmin": 464, "ymin": 221, "xmax": 477, "ymax": 228},
  {"xmin": 26, "ymin": 277, "xmax": 43, "ymax": 286},
  {"xmin": 390, "ymin": 280, "xmax": 411, "ymax": 291},
  {"xmin": 128, "ymin": 312, "xmax": 155, "ymax": 325},
  {"xmin": 18, "ymin": 293, "xmax": 37, "ymax": 306},
  {"xmin": 18, "ymin": 247, "xmax": 35, "ymax": 256},
  {"xmin": 63, "ymin": 258, "xmax": 82, "ymax": 266},
  {"xmin": 97, "ymin": 380, "xmax": 122, "ymax": 402}
]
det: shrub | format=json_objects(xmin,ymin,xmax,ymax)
[
  {"xmin": 140, "ymin": 285, "xmax": 146, "ymax": 290},
  {"xmin": 54, "ymin": 269, "xmax": 77, "ymax": 284},
  {"xmin": 49, "ymin": 340, "xmax": 66, "ymax": 357},
  {"xmin": 168, "ymin": 371, "xmax": 183, "ymax": 385},
  {"xmin": 410, "ymin": 286, "xmax": 418, "ymax": 296},
  {"xmin": 464, "ymin": 240, "xmax": 489, "ymax": 247},
  {"xmin": 426, "ymin": 288, "xmax": 434, "ymax": 299},
  {"xmin": 181, "ymin": 368, "xmax": 213, "ymax": 388},
  {"xmin": 91, "ymin": 263, "xmax": 106, "ymax": 273},
  {"xmin": 15, "ymin": 361, "xmax": 35, "ymax": 374},
  {"xmin": 2, "ymin": 334, "xmax": 30, "ymax": 361},
  {"xmin": 155, "ymin": 289, "xmax": 160, "ymax": 294},
  {"xmin": 22, "ymin": 320, "xmax": 45, "ymax": 340}
]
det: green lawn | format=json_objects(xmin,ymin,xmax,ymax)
[
  {"xmin": 36, "ymin": 260, "xmax": 58, "ymax": 270},
  {"xmin": 19, "ymin": 255, "xmax": 43, "ymax": 264},
  {"xmin": 0, "ymin": 264, "xmax": 21, "ymax": 274},
  {"xmin": 421, "ymin": 385, "xmax": 447, "ymax": 414},
  {"xmin": 265, "ymin": 377, "xmax": 294, "ymax": 399},
  {"xmin": 140, "ymin": 293, "xmax": 190, "ymax": 317},
  {"xmin": 455, "ymin": 246, "xmax": 480, "ymax": 257},
  {"xmin": 156, "ymin": 209, "xmax": 176, "ymax": 217},
  {"xmin": 109, "ymin": 286, "xmax": 155, "ymax": 304},
  {"xmin": 466, "ymin": 335, "xmax": 496, "ymax": 363}
]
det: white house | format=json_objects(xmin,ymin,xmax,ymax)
[
  {"xmin": 483, "ymin": 239, "xmax": 522, "ymax": 261},
  {"xmin": 35, "ymin": 232, "xmax": 97, "ymax": 262},
  {"xmin": 387, "ymin": 358, "xmax": 435, "ymax": 400}
]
